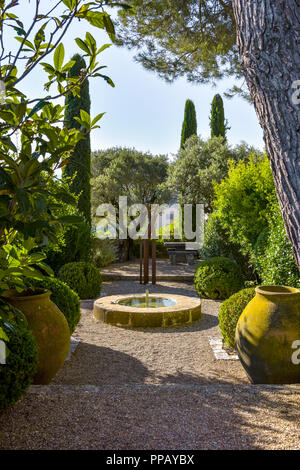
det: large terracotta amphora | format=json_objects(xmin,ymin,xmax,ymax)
[
  {"xmin": 235, "ymin": 286, "xmax": 300, "ymax": 384},
  {"xmin": 5, "ymin": 289, "xmax": 70, "ymax": 384}
]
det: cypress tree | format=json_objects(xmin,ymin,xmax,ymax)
[
  {"xmin": 63, "ymin": 54, "xmax": 91, "ymax": 226},
  {"xmin": 210, "ymin": 93, "xmax": 226, "ymax": 138},
  {"xmin": 180, "ymin": 99, "xmax": 197, "ymax": 148}
]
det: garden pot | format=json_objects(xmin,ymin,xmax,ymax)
[
  {"xmin": 235, "ymin": 286, "xmax": 300, "ymax": 384},
  {"xmin": 4, "ymin": 289, "xmax": 70, "ymax": 385}
]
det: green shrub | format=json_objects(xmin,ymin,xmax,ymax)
[
  {"xmin": 218, "ymin": 287, "xmax": 256, "ymax": 349},
  {"xmin": 194, "ymin": 257, "xmax": 243, "ymax": 300},
  {"xmin": 0, "ymin": 303, "xmax": 38, "ymax": 413},
  {"xmin": 58, "ymin": 262, "xmax": 102, "ymax": 299},
  {"xmin": 254, "ymin": 204, "xmax": 300, "ymax": 287},
  {"xmin": 253, "ymin": 226, "xmax": 270, "ymax": 273},
  {"xmin": 213, "ymin": 156, "xmax": 275, "ymax": 255},
  {"xmin": 199, "ymin": 212, "xmax": 256, "ymax": 279},
  {"xmin": 92, "ymin": 238, "xmax": 117, "ymax": 267},
  {"xmin": 29, "ymin": 277, "xmax": 80, "ymax": 334}
]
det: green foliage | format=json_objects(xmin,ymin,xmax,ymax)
[
  {"xmin": 0, "ymin": 3, "xmax": 118, "ymax": 244},
  {"xmin": 91, "ymin": 148, "xmax": 169, "ymax": 260},
  {"xmin": 45, "ymin": 222, "xmax": 91, "ymax": 274},
  {"xmin": 180, "ymin": 99, "xmax": 197, "ymax": 148},
  {"xmin": 165, "ymin": 136, "xmax": 229, "ymax": 212},
  {"xmin": 199, "ymin": 213, "xmax": 255, "ymax": 280},
  {"xmin": 210, "ymin": 94, "xmax": 227, "ymax": 138},
  {"xmin": 253, "ymin": 226, "xmax": 270, "ymax": 273},
  {"xmin": 164, "ymin": 136, "xmax": 263, "ymax": 213},
  {"xmin": 218, "ymin": 287, "xmax": 256, "ymax": 349},
  {"xmin": 0, "ymin": 128, "xmax": 84, "ymax": 247},
  {"xmin": 0, "ymin": 300, "xmax": 28, "ymax": 328},
  {"xmin": 63, "ymin": 54, "xmax": 92, "ymax": 228},
  {"xmin": 155, "ymin": 239, "xmax": 169, "ymax": 258},
  {"xmin": 0, "ymin": 305, "xmax": 38, "ymax": 412},
  {"xmin": 58, "ymin": 262, "xmax": 102, "ymax": 300},
  {"xmin": 91, "ymin": 147, "xmax": 169, "ymax": 209},
  {"xmin": 117, "ymin": 1, "xmax": 238, "ymax": 85},
  {"xmin": 0, "ymin": 1, "xmax": 125, "ymax": 314},
  {"xmin": 28, "ymin": 277, "xmax": 80, "ymax": 335},
  {"xmin": 0, "ymin": 239, "xmax": 53, "ymax": 296},
  {"xmin": 92, "ymin": 238, "xmax": 117, "ymax": 268},
  {"xmin": 244, "ymin": 280, "xmax": 259, "ymax": 288},
  {"xmin": 194, "ymin": 257, "xmax": 244, "ymax": 300},
  {"xmin": 255, "ymin": 203, "xmax": 300, "ymax": 287},
  {"xmin": 213, "ymin": 156, "xmax": 275, "ymax": 254},
  {"xmin": 40, "ymin": 177, "xmax": 91, "ymax": 274}
]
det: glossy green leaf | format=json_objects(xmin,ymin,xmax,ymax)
[
  {"xmin": 53, "ymin": 43, "xmax": 65, "ymax": 71},
  {"xmin": 75, "ymin": 38, "xmax": 90, "ymax": 54}
]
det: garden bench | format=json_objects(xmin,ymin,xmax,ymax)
[{"xmin": 164, "ymin": 242, "xmax": 198, "ymax": 265}]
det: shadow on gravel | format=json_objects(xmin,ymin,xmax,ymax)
[
  {"xmin": 53, "ymin": 343, "xmax": 152, "ymax": 385},
  {"xmin": 99, "ymin": 281, "xmax": 199, "ymax": 299},
  {"xmin": 0, "ymin": 374, "xmax": 299, "ymax": 450}
]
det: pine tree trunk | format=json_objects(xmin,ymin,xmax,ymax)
[{"xmin": 232, "ymin": 0, "xmax": 300, "ymax": 269}]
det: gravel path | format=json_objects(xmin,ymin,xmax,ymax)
[
  {"xmin": 0, "ymin": 280, "xmax": 299, "ymax": 450},
  {"xmin": 52, "ymin": 281, "xmax": 247, "ymax": 386},
  {"xmin": 1, "ymin": 385, "xmax": 299, "ymax": 450},
  {"xmin": 100, "ymin": 260, "xmax": 200, "ymax": 281}
]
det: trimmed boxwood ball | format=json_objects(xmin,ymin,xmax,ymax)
[
  {"xmin": 0, "ymin": 305, "xmax": 38, "ymax": 413},
  {"xmin": 194, "ymin": 257, "xmax": 243, "ymax": 300},
  {"xmin": 30, "ymin": 277, "xmax": 80, "ymax": 335},
  {"xmin": 58, "ymin": 261, "xmax": 102, "ymax": 300},
  {"xmin": 218, "ymin": 287, "xmax": 256, "ymax": 349}
]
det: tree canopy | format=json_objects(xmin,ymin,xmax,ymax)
[
  {"xmin": 164, "ymin": 135, "xmax": 264, "ymax": 213},
  {"xmin": 91, "ymin": 147, "xmax": 169, "ymax": 212},
  {"xmin": 116, "ymin": 0, "xmax": 240, "ymax": 86}
]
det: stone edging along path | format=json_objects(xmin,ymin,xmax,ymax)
[
  {"xmin": 65, "ymin": 336, "xmax": 80, "ymax": 361},
  {"xmin": 209, "ymin": 337, "xmax": 239, "ymax": 360},
  {"xmin": 27, "ymin": 383, "xmax": 300, "ymax": 394}
]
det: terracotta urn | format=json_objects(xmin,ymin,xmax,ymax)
[
  {"xmin": 235, "ymin": 285, "xmax": 300, "ymax": 384},
  {"xmin": 5, "ymin": 289, "xmax": 70, "ymax": 384}
]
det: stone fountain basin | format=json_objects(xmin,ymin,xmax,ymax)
[{"xmin": 93, "ymin": 294, "xmax": 201, "ymax": 328}]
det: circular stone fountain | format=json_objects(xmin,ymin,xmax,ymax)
[{"xmin": 93, "ymin": 293, "xmax": 201, "ymax": 328}]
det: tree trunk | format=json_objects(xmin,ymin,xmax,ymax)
[{"xmin": 232, "ymin": 0, "xmax": 300, "ymax": 269}]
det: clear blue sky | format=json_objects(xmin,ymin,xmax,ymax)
[{"xmin": 12, "ymin": 4, "xmax": 264, "ymax": 158}]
